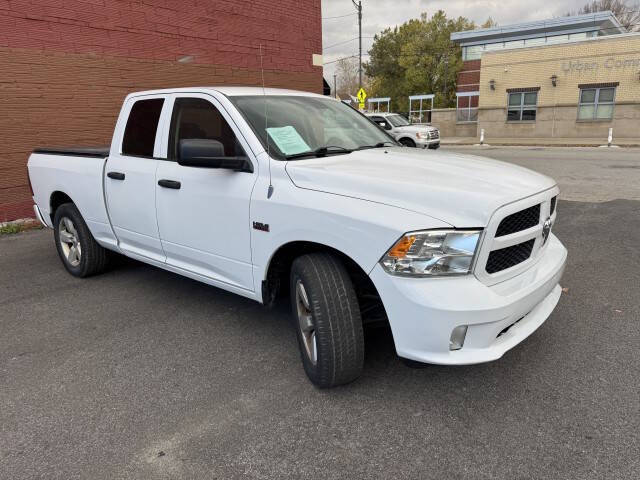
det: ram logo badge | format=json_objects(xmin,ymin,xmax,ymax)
[
  {"xmin": 253, "ymin": 221, "xmax": 269, "ymax": 232},
  {"xmin": 542, "ymin": 217, "xmax": 552, "ymax": 245}
]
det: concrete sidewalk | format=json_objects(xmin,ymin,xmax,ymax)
[{"xmin": 441, "ymin": 136, "xmax": 640, "ymax": 147}]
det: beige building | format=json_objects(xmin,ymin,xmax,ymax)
[
  {"xmin": 438, "ymin": 12, "xmax": 640, "ymax": 140},
  {"xmin": 478, "ymin": 33, "xmax": 640, "ymax": 139}
]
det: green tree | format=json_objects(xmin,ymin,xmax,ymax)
[{"xmin": 364, "ymin": 11, "xmax": 477, "ymax": 110}]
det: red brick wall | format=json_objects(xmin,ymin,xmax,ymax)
[
  {"xmin": 0, "ymin": 0, "xmax": 322, "ymax": 221},
  {"xmin": 457, "ymin": 59, "xmax": 480, "ymax": 93}
]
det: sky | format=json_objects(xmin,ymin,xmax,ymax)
[{"xmin": 321, "ymin": 0, "xmax": 599, "ymax": 79}]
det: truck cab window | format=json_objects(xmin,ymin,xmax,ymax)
[
  {"xmin": 169, "ymin": 98, "xmax": 245, "ymax": 160},
  {"xmin": 121, "ymin": 98, "xmax": 164, "ymax": 157}
]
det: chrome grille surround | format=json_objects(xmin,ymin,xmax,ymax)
[{"xmin": 473, "ymin": 187, "xmax": 559, "ymax": 286}]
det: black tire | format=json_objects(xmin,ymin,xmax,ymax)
[
  {"xmin": 399, "ymin": 138, "xmax": 416, "ymax": 148},
  {"xmin": 428, "ymin": 143, "xmax": 440, "ymax": 150},
  {"xmin": 53, "ymin": 203, "xmax": 108, "ymax": 278},
  {"xmin": 290, "ymin": 252, "xmax": 364, "ymax": 388}
]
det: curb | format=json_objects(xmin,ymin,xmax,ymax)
[{"xmin": 441, "ymin": 142, "xmax": 640, "ymax": 148}]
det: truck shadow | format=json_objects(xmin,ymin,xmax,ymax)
[{"xmin": 104, "ymin": 250, "xmax": 543, "ymax": 400}]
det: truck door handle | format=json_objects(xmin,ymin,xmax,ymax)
[
  {"xmin": 158, "ymin": 179, "xmax": 181, "ymax": 189},
  {"xmin": 107, "ymin": 171, "xmax": 125, "ymax": 180}
]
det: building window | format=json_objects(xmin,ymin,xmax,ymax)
[
  {"xmin": 578, "ymin": 87, "xmax": 615, "ymax": 121},
  {"xmin": 462, "ymin": 45, "xmax": 483, "ymax": 61},
  {"xmin": 507, "ymin": 91, "xmax": 538, "ymax": 122},
  {"xmin": 456, "ymin": 92, "xmax": 479, "ymax": 123}
]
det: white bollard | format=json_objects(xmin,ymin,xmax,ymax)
[
  {"xmin": 599, "ymin": 127, "xmax": 618, "ymax": 148},
  {"xmin": 480, "ymin": 129, "xmax": 485, "ymax": 145}
]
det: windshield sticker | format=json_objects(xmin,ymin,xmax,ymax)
[{"xmin": 266, "ymin": 126, "xmax": 311, "ymax": 155}]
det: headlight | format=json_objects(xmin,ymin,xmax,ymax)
[
  {"xmin": 416, "ymin": 132, "xmax": 429, "ymax": 139},
  {"xmin": 380, "ymin": 230, "xmax": 481, "ymax": 276}
]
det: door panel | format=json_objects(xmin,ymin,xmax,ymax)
[
  {"xmin": 105, "ymin": 156, "xmax": 163, "ymax": 260},
  {"xmin": 155, "ymin": 94, "xmax": 257, "ymax": 291},
  {"xmin": 104, "ymin": 96, "xmax": 166, "ymax": 262},
  {"xmin": 156, "ymin": 163, "xmax": 256, "ymax": 289}
]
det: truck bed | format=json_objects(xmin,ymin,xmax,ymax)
[
  {"xmin": 28, "ymin": 148, "xmax": 113, "ymax": 244},
  {"xmin": 33, "ymin": 147, "xmax": 110, "ymax": 158}
]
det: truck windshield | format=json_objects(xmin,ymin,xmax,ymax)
[
  {"xmin": 387, "ymin": 114, "xmax": 410, "ymax": 127},
  {"xmin": 230, "ymin": 95, "xmax": 396, "ymax": 159}
]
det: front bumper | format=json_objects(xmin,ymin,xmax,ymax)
[
  {"xmin": 416, "ymin": 138, "xmax": 439, "ymax": 148},
  {"xmin": 370, "ymin": 233, "xmax": 567, "ymax": 365}
]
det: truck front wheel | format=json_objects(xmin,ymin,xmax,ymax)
[
  {"xmin": 53, "ymin": 203, "xmax": 108, "ymax": 278},
  {"xmin": 290, "ymin": 253, "xmax": 364, "ymax": 388},
  {"xmin": 399, "ymin": 138, "xmax": 416, "ymax": 147}
]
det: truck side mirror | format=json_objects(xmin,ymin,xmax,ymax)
[{"xmin": 178, "ymin": 139, "xmax": 253, "ymax": 173}]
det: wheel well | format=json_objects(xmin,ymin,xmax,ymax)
[
  {"xmin": 399, "ymin": 136, "xmax": 415, "ymax": 145},
  {"xmin": 50, "ymin": 191, "xmax": 73, "ymax": 222},
  {"xmin": 263, "ymin": 241, "xmax": 388, "ymax": 325}
]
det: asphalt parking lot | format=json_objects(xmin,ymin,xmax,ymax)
[{"xmin": 1, "ymin": 147, "xmax": 639, "ymax": 479}]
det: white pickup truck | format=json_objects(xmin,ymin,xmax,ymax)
[
  {"xmin": 28, "ymin": 87, "xmax": 567, "ymax": 388},
  {"xmin": 365, "ymin": 112, "xmax": 440, "ymax": 149}
]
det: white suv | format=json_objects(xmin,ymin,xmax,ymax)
[{"xmin": 366, "ymin": 112, "xmax": 440, "ymax": 149}]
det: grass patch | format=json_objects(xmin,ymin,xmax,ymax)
[{"xmin": 0, "ymin": 221, "xmax": 44, "ymax": 235}]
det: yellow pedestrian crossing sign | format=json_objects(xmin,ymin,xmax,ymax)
[{"xmin": 356, "ymin": 87, "xmax": 367, "ymax": 103}]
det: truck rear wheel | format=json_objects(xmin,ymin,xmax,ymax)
[
  {"xmin": 53, "ymin": 203, "xmax": 108, "ymax": 278},
  {"xmin": 290, "ymin": 252, "xmax": 364, "ymax": 388}
]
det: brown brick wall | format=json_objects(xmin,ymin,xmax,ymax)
[{"xmin": 0, "ymin": 0, "xmax": 323, "ymax": 221}]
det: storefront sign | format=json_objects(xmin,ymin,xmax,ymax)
[{"xmin": 562, "ymin": 57, "xmax": 640, "ymax": 74}]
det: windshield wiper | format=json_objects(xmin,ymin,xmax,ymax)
[
  {"xmin": 356, "ymin": 141, "xmax": 395, "ymax": 150},
  {"xmin": 285, "ymin": 146, "xmax": 353, "ymax": 160}
]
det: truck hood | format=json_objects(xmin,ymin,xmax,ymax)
[{"xmin": 285, "ymin": 147, "xmax": 556, "ymax": 227}]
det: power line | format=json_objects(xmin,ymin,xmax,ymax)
[
  {"xmin": 323, "ymin": 54, "xmax": 358, "ymax": 66},
  {"xmin": 322, "ymin": 36, "xmax": 375, "ymax": 51},
  {"xmin": 323, "ymin": 37, "xmax": 359, "ymax": 51},
  {"xmin": 322, "ymin": 12, "xmax": 356, "ymax": 20},
  {"xmin": 322, "ymin": 53, "xmax": 370, "ymax": 66}
]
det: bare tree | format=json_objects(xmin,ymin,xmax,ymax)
[
  {"xmin": 481, "ymin": 17, "xmax": 498, "ymax": 28},
  {"xmin": 335, "ymin": 57, "xmax": 365, "ymax": 99},
  {"xmin": 568, "ymin": 0, "xmax": 640, "ymax": 32}
]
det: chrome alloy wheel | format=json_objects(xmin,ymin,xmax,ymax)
[
  {"xmin": 58, "ymin": 217, "xmax": 81, "ymax": 267},
  {"xmin": 295, "ymin": 280, "xmax": 317, "ymax": 365}
]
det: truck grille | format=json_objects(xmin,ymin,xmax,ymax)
[
  {"xmin": 495, "ymin": 204, "xmax": 540, "ymax": 237},
  {"xmin": 475, "ymin": 189, "xmax": 557, "ymax": 283},
  {"xmin": 486, "ymin": 239, "xmax": 535, "ymax": 274},
  {"xmin": 428, "ymin": 130, "xmax": 439, "ymax": 140}
]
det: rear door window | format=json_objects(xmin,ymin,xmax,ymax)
[{"xmin": 122, "ymin": 98, "xmax": 164, "ymax": 157}]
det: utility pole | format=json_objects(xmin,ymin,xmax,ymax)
[
  {"xmin": 444, "ymin": 54, "xmax": 449, "ymax": 107},
  {"xmin": 333, "ymin": 73, "xmax": 337, "ymax": 98},
  {"xmin": 352, "ymin": 0, "xmax": 362, "ymax": 90}
]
